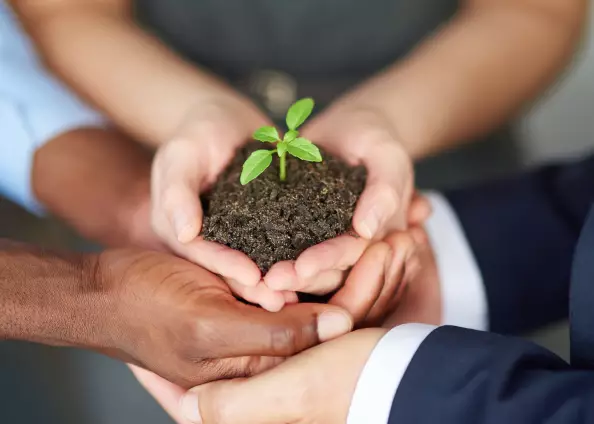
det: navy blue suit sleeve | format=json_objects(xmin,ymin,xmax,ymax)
[
  {"xmin": 445, "ymin": 155, "xmax": 594, "ymax": 334},
  {"xmin": 390, "ymin": 326, "xmax": 594, "ymax": 424}
]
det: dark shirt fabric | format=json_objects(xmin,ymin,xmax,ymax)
[{"xmin": 135, "ymin": 0, "xmax": 521, "ymax": 189}]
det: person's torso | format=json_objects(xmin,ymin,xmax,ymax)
[{"xmin": 136, "ymin": 1, "xmax": 457, "ymax": 80}]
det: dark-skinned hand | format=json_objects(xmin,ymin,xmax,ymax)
[{"xmin": 93, "ymin": 248, "xmax": 353, "ymax": 388}]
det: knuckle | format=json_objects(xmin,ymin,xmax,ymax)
[{"xmin": 385, "ymin": 231, "xmax": 414, "ymax": 253}]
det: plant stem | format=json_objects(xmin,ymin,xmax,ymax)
[{"xmin": 279, "ymin": 152, "xmax": 287, "ymax": 182}]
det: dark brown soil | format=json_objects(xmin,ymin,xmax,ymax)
[{"xmin": 202, "ymin": 145, "xmax": 366, "ymax": 274}]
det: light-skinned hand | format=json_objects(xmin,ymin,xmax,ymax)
[
  {"xmin": 264, "ymin": 106, "xmax": 422, "ymax": 308},
  {"xmin": 179, "ymin": 328, "xmax": 388, "ymax": 424},
  {"xmin": 151, "ymin": 96, "xmax": 299, "ymax": 311}
]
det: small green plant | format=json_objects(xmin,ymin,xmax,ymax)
[{"xmin": 240, "ymin": 98, "xmax": 322, "ymax": 185}]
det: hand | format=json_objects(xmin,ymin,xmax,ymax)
[
  {"xmin": 265, "ymin": 107, "xmax": 424, "ymax": 313},
  {"xmin": 131, "ymin": 229, "xmax": 439, "ymax": 423},
  {"xmin": 93, "ymin": 248, "xmax": 353, "ymax": 388},
  {"xmin": 264, "ymin": 194, "xmax": 431, "ymax": 326},
  {"xmin": 130, "ymin": 365, "xmax": 191, "ymax": 424},
  {"xmin": 151, "ymin": 96, "xmax": 265, "ymax": 281},
  {"xmin": 179, "ymin": 328, "xmax": 388, "ymax": 424},
  {"xmin": 307, "ymin": 106, "xmax": 416, "ymax": 239},
  {"xmin": 322, "ymin": 225, "xmax": 440, "ymax": 329},
  {"xmin": 150, "ymin": 97, "xmax": 301, "ymax": 310}
]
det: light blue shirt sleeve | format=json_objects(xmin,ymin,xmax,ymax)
[{"xmin": 0, "ymin": 2, "xmax": 107, "ymax": 213}]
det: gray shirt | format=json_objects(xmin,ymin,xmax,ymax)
[{"xmin": 136, "ymin": 0, "xmax": 520, "ymax": 188}]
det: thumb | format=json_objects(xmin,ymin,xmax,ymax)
[
  {"xmin": 180, "ymin": 377, "xmax": 289, "ymax": 424},
  {"xmin": 353, "ymin": 141, "xmax": 413, "ymax": 239},
  {"xmin": 164, "ymin": 185, "xmax": 203, "ymax": 244},
  {"xmin": 152, "ymin": 144, "xmax": 204, "ymax": 244},
  {"xmin": 206, "ymin": 302, "xmax": 354, "ymax": 358}
]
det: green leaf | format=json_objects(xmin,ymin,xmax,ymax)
[
  {"xmin": 286, "ymin": 138, "xmax": 322, "ymax": 162},
  {"xmin": 253, "ymin": 126, "xmax": 280, "ymax": 143},
  {"xmin": 285, "ymin": 98, "xmax": 314, "ymax": 130},
  {"xmin": 283, "ymin": 130, "xmax": 298, "ymax": 143},
  {"xmin": 240, "ymin": 150, "xmax": 273, "ymax": 185},
  {"xmin": 277, "ymin": 142, "xmax": 288, "ymax": 158}
]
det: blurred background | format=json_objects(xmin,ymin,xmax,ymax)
[{"xmin": 1, "ymin": 6, "xmax": 593, "ymax": 424}]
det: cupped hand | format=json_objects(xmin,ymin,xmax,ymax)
[
  {"xmin": 265, "ymin": 193, "xmax": 430, "ymax": 325},
  {"xmin": 179, "ymin": 328, "xmax": 388, "ymax": 424},
  {"xmin": 95, "ymin": 248, "xmax": 353, "ymax": 389},
  {"xmin": 265, "ymin": 106, "xmax": 425, "ymax": 306},
  {"xmin": 151, "ymin": 96, "xmax": 299, "ymax": 310},
  {"xmin": 306, "ymin": 106, "xmax": 416, "ymax": 239}
]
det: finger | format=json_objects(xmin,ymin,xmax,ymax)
[
  {"xmin": 162, "ymin": 185, "xmax": 203, "ymax": 244},
  {"xmin": 200, "ymin": 302, "xmax": 353, "ymax": 357},
  {"xmin": 352, "ymin": 141, "xmax": 413, "ymax": 239},
  {"xmin": 363, "ymin": 233, "xmax": 416, "ymax": 325},
  {"xmin": 181, "ymin": 374, "xmax": 291, "ymax": 424},
  {"xmin": 226, "ymin": 279, "xmax": 286, "ymax": 312},
  {"xmin": 294, "ymin": 234, "xmax": 370, "ymax": 280},
  {"xmin": 330, "ymin": 242, "xmax": 391, "ymax": 324},
  {"xmin": 409, "ymin": 226, "xmax": 430, "ymax": 246},
  {"xmin": 297, "ymin": 269, "xmax": 346, "ymax": 295},
  {"xmin": 265, "ymin": 261, "xmax": 346, "ymax": 295},
  {"xmin": 174, "ymin": 238, "xmax": 261, "ymax": 287},
  {"xmin": 129, "ymin": 365, "xmax": 191, "ymax": 424},
  {"xmin": 283, "ymin": 290, "xmax": 299, "ymax": 304},
  {"xmin": 264, "ymin": 260, "xmax": 298, "ymax": 290},
  {"xmin": 408, "ymin": 193, "xmax": 432, "ymax": 225}
]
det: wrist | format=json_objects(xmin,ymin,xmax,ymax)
[
  {"xmin": 174, "ymin": 94, "xmax": 269, "ymax": 145},
  {"xmin": 0, "ymin": 245, "xmax": 117, "ymax": 349},
  {"xmin": 329, "ymin": 80, "xmax": 438, "ymax": 160}
]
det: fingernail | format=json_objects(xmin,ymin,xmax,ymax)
[
  {"xmin": 359, "ymin": 206, "xmax": 382, "ymax": 239},
  {"xmin": 180, "ymin": 392, "xmax": 202, "ymax": 423},
  {"xmin": 317, "ymin": 311, "xmax": 353, "ymax": 341},
  {"xmin": 173, "ymin": 211, "xmax": 194, "ymax": 243}
]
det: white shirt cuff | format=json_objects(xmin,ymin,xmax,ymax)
[
  {"xmin": 424, "ymin": 192, "xmax": 488, "ymax": 331},
  {"xmin": 347, "ymin": 324, "xmax": 437, "ymax": 424}
]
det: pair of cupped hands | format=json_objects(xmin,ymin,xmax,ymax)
[{"xmin": 150, "ymin": 94, "xmax": 430, "ymax": 318}]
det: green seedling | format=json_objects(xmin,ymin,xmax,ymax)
[{"xmin": 240, "ymin": 98, "xmax": 322, "ymax": 185}]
